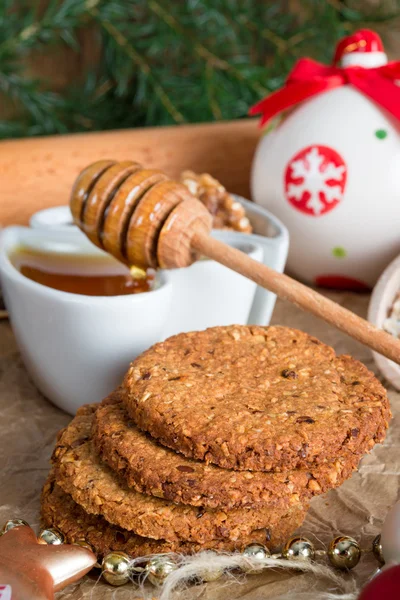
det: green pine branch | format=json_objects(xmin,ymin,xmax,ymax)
[{"xmin": 0, "ymin": 0, "xmax": 399, "ymax": 138}]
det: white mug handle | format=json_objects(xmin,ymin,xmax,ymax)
[
  {"xmin": 230, "ymin": 196, "xmax": 290, "ymax": 326},
  {"xmin": 247, "ymin": 234, "xmax": 289, "ymax": 325}
]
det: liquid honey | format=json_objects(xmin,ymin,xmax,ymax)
[{"xmin": 11, "ymin": 247, "xmax": 154, "ymax": 296}]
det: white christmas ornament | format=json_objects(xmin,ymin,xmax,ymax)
[
  {"xmin": 251, "ymin": 29, "xmax": 400, "ymax": 290},
  {"xmin": 381, "ymin": 499, "xmax": 400, "ymax": 565}
]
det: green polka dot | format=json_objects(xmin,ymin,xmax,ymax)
[
  {"xmin": 375, "ymin": 129, "xmax": 388, "ymax": 139},
  {"xmin": 332, "ymin": 246, "xmax": 347, "ymax": 258}
]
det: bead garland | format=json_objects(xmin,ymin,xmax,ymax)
[{"xmin": 0, "ymin": 520, "xmax": 387, "ymax": 589}]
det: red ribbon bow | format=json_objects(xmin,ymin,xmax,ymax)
[{"xmin": 249, "ymin": 58, "xmax": 400, "ymax": 127}]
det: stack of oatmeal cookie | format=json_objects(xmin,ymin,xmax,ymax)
[{"xmin": 41, "ymin": 325, "xmax": 390, "ymax": 560}]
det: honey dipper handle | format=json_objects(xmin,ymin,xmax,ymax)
[{"xmin": 192, "ymin": 231, "xmax": 400, "ymax": 364}]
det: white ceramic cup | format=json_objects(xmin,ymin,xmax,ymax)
[
  {"xmin": 30, "ymin": 197, "xmax": 289, "ymax": 325},
  {"xmin": 0, "ymin": 225, "xmax": 264, "ymax": 413},
  {"xmin": 0, "ymin": 227, "xmax": 173, "ymax": 414}
]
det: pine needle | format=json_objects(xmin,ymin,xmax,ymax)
[{"xmin": 0, "ymin": 0, "xmax": 398, "ymax": 138}]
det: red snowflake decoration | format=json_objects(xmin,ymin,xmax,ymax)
[{"xmin": 284, "ymin": 145, "xmax": 347, "ymax": 216}]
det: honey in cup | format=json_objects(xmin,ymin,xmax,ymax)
[{"xmin": 10, "ymin": 247, "xmax": 155, "ymax": 296}]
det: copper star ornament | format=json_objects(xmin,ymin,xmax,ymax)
[{"xmin": 0, "ymin": 523, "xmax": 96, "ymax": 600}]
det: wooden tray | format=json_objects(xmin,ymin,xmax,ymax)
[{"xmin": 0, "ymin": 119, "xmax": 259, "ymax": 227}]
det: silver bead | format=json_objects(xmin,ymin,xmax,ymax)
[
  {"xmin": 242, "ymin": 543, "xmax": 271, "ymax": 572},
  {"xmin": 1, "ymin": 519, "xmax": 29, "ymax": 535},
  {"xmin": 327, "ymin": 536, "xmax": 361, "ymax": 570},
  {"xmin": 38, "ymin": 527, "xmax": 65, "ymax": 545},
  {"xmin": 102, "ymin": 551, "xmax": 131, "ymax": 586},
  {"xmin": 282, "ymin": 536, "xmax": 315, "ymax": 561},
  {"xmin": 146, "ymin": 555, "xmax": 178, "ymax": 586},
  {"xmin": 372, "ymin": 534, "xmax": 385, "ymax": 565}
]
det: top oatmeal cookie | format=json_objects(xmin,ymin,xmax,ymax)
[{"xmin": 123, "ymin": 326, "xmax": 391, "ymax": 471}]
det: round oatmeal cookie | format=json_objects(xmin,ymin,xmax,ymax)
[
  {"xmin": 41, "ymin": 475, "xmax": 306, "ymax": 557},
  {"xmin": 93, "ymin": 390, "xmax": 361, "ymax": 509},
  {"xmin": 52, "ymin": 404, "xmax": 308, "ymax": 544},
  {"xmin": 123, "ymin": 326, "xmax": 391, "ymax": 471}
]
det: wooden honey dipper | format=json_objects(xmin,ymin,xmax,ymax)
[{"xmin": 71, "ymin": 159, "xmax": 400, "ymax": 365}]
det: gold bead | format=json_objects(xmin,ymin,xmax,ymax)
[
  {"xmin": 1, "ymin": 519, "xmax": 29, "ymax": 535},
  {"xmin": 102, "ymin": 551, "xmax": 131, "ymax": 586},
  {"xmin": 372, "ymin": 534, "xmax": 385, "ymax": 565},
  {"xmin": 146, "ymin": 555, "xmax": 178, "ymax": 586},
  {"xmin": 73, "ymin": 540, "xmax": 101, "ymax": 568},
  {"xmin": 282, "ymin": 536, "xmax": 315, "ymax": 561},
  {"xmin": 38, "ymin": 527, "xmax": 65, "ymax": 545},
  {"xmin": 242, "ymin": 543, "xmax": 271, "ymax": 572},
  {"xmin": 327, "ymin": 536, "xmax": 361, "ymax": 570}
]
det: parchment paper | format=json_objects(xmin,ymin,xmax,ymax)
[{"xmin": 0, "ymin": 291, "xmax": 399, "ymax": 599}]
